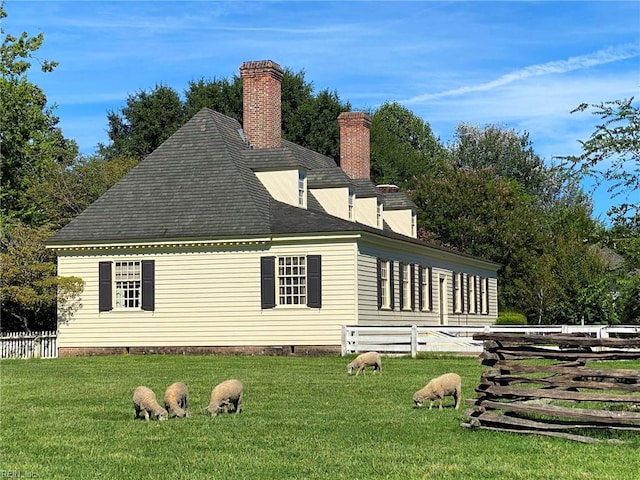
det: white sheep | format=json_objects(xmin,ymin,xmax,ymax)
[
  {"xmin": 164, "ymin": 382, "xmax": 189, "ymax": 418},
  {"xmin": 346, "ymin": 351, "xmax": 382, "ymax": 376},
  {"xmin": 133, "ymin": 386, "xmax": 169, "ymax": 421},
  {"xmin": 206, "ymin": 379, "xmax": 243, "ymax": 416},
  {"xmin": 413, "ymin": 373, "xmax": 462, "ymax": 410}
]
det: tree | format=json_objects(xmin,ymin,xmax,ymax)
[
  {"xmin": 0, "ymin": 4, "xmax": 78, "ymax": 226},
  {"xmin": 287, "ymin": 89, "xmax": 349, "ymax": 160},
  {"xmin": 1, "ymin": 222, "xmax": 83, "ymax": 332},
  {"xmin": 26, "ymin": 154, "xmax": 139, "ymax": 229},
  {"xmin": 103, "ymin": 68, "xmax": 351, "ymax": 162},
  {"xmin": 563, "ymin": 97, "xmax": 640, "ymax": 225},
  {"xmin": 410, "ymin": 166, "xmax": 606, "ymax": 324},
  {"xmin": 99, "ymin": 84, "xmax": 185, "ymax": 160},
  {"xmin": 370, "ymin": 102, "xmax": 445, "ymax": 187},
  {"xmin": 449, "ymin": 123, "xmax": 578, "ymax": 210}
]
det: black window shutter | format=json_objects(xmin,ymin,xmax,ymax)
[
  {"xmin": 428, "ymin": 267, "xmax": 433, "ymax": 311},
  {"xmin": 307, "ymin": 255, "xmax": 321, "ymax": 308},
  {"xmin": 389, "ymin": 261, "xmax": 395, "ymax": 310},
  {"xmin": 141, "ymin": 260, "xmax": 155, "ymax": 311},
  {"xmin": 452, "ymin": 272, "xmax": 458, "ymax": 313},
  {"xmin": 418, "ymin": 266, "xmax": 424, "ymax": 310},
  {"xmin": 261, "ymin": 256, "xmax": 276, "ymax": 309},
  {"xmin": 98, "ymin": 262, "xmax": 112, "ymax": 312},
  {"xmin": 399, "ymin": 263, "xmax": 405, "ymax": 310},
  {"xmin": 376, "ymin": 258, "xmax": 382, "ymax": 309},
  {"xmin": 461, "ymin": 273, "xmax": 466, "ymax": 313},
  {"xmin": 411, "ymin": 264, "xmax": 416, "ymax": 310}
]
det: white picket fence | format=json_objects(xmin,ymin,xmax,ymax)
[
  {"xmin": 341, "ymin": 324, "xmax": 640, "ymax": 357},
  {"xmin": 1, "ymin": 331, "xmax": 58, "ymax": 359}
]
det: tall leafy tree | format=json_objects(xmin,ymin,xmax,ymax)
[
  {"xmin": 0, "ymin": 4, "xmax": 78, "ymax": 225},
  {"xmin": 563, "ymin": 98, "xmax": 639, "ymax": 225},
  {"xmin": 370, "ymin": 102, "xmax": 445, "ymax": 187},
  {"xmin": 104, "ymin": 68, "xmax": 350, "ymax": 162},
  {"xmin": 184, "ymin": 76, "xmax": 242, "ymax": 121},
  {"xmin": 0, "ymin": 4, "xmax": 83, "ymax": 331},
  {"xmin": 99, "ymin": 84, "xmax": 185, "ymax": 160},
  {"xmin": 449, "ymin": 123, "xmax": 578, "ymax": 210}
]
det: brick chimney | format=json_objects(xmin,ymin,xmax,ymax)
[
  {"xmin": 338, "ymin": 112, "xmax": 372, "ymax": 179},
  {"xmin": 239, "ymin": 60, "xmax": 284, "ymax": 149}
]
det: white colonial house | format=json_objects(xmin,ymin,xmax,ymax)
[{"xmin": 47, "ymin": 60, "xmax": 500, "ymax": 356}]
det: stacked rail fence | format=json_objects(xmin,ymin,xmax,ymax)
[{"xmin": 462, "ymin": 332, "xmax": 640, "ymax": 443}]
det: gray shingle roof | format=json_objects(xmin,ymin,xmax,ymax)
[
  {"xmin": 381, "ymin": 192, "xmax": 416, "ymax": 210},
  {"xmin": 351, "ymin": 179, "xmax": 382, "ymax": 198},
  {"xmin": 307, "ymin": 168, "xmax": 352, "ymax": 189},
  {"xmin": 49, "ymin": 109, "xmax": 273, "ymax": 243},
  {"xmin": 46, "ymin": 107, "xmax": 499, "ymax": 268}
]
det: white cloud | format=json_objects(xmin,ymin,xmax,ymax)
[{"xmin": 402, "ymin": 44, "xmax": 640, "ymax": 104}]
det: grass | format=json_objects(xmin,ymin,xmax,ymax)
[{"xmin": 1, "ymin": 354, "xmax": 639, "ymax": 479}]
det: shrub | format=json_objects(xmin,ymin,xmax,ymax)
[{"xmin": 496, "ymin": 311, "xmax": 527, "ymax": 325}]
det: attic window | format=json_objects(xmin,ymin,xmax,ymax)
[
  {"xmin": 348, "ymin": 189, "xmax": 355, "ymax": 220},
  {"xmin": 298, "ymin": 171, "xmax": 306, "ymax": 207},
  {"xmin": 376, "ymin": 201, "xmax": 383, "ymax": 228}
]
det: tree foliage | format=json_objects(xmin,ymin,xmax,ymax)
[
  {"xmin": 101, "ymin": 68, "xmax": 350, "ymax": 161},
  {"xmin": 563, "ymin": 97, "xmax": 640, "ymax": 225},
  {"xmin": 1, "ymin": 222, "xmax": 83, "ymax": 332},
  {"xmin": 99, "ymin": 84, "xmax": 185, "ymax": 160},
  {"xmin": 0, "ymin": 4, "xmax": 84, "ymax": 331},
  {"xmin": 0, "ymin": 4, "xmax": 78, "ymax": 225},
  {"xmin": 370, "ymin": 102, "xmax": 445, "ymax": 188}
]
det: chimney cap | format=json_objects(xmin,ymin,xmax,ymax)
[{"xmin": 240, "ymin": 60, "xmax": 284, "ymax": 80}]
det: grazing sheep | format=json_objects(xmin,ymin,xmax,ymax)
[
  {"xmin": 206, "ymin": 379, "xmax": 243, "ymax": 416},
  {"xmin": 413, "ymin": 373, "xmax": 462, "ymax": 410},
  {"xmin": 164, "ymin": 382, "xmax": 189, "ymax": 418},
  {"xmin": 133, "ymin": 386, "xmax": 168, "ymax": 421},
  {"xmin": 347, "ymin": 351, "xmax": 382, "ymax": 376}
]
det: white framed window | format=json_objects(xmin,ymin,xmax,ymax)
[
  {"xmin": 481, "ymin": 277, "xmax": 489, "ymax": 314},
  {"xmin": 376, "ymin": 201, "xmax": 383, "ymax": 228},
  {"xmin": 298, "ymin": 171, "xmax": 306, "ymax": 207},
  {"xmin": 421, "ymin": 266, "xmax": 432, "ymax": 311},
  {"xmin": 278, "ymin": 256, "xmax": 306, "ymax": 305},
  {"xmin": 411, "ymin": 211, "xmax": 417, "ymax": 237},
  {"xmin": 468, "ymin": 275, "xmax": 477, "ymax": 314},
  {"xmin": 380, "ymin": 259, "xmax": 391, "ymax": 309},
  {"xmin": 402, "ymin": 263, "xmax": 411, "ymax": 310},
  {"xmin": 348, "ymin": 189, "xmax": 355, "ymax": 220},
  {"xmin": 115, "ymin": 261, "xmax": 141, "ymax": 308}
]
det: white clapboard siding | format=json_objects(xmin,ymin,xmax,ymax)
[{"xmin": 57, "ymin": 241, "xmax": 358, "ymax": 347}]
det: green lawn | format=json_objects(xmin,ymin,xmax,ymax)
[{"xmin": 1, "ymin": 354, "xmax": 638, "ymax": 479}]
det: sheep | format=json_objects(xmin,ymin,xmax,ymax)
[
  {"xmin": 206, "ymin": 379, "xmax": 243, "ymax": 416},
  {"xmin": 164, "ymin": 382, "xmax": 189, "ymax": 418},
  {"xmin": 133, "ymin": 386, "xmax": 169, "ymax": 421},
  {"xmin": 346, "ymin": 351, "xmax": 382, "ymax": 376},
  {"xmin": 413, "ymin": 373, "xmax": 462, "ymax": 410}
]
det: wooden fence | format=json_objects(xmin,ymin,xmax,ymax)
[
  {"xmin": 1, "ymin": 331, "xmax": 58, "ymax": 359},
  {"xmin": 341, "ymin": 325, "xmax": 640, "ymax": 357},
  {"xmin": 462, "ymin": 332, "xmax": 640, "ymax": 443}
]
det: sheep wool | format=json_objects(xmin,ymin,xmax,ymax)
[
  {"xmin": 413, "ymin": 373, "xmax": 462, "ymax": 410},
  {"xmin": 206, "ymin": 379, "xmax": 243, "ymax": 416},
  {"xmin": 346, "ymin": 351, "xmax": 382, "ymax": 376},
  {"xmin": 164, "ymin": 382, "xmax": 189, "ymax": 418},
  {"xmin": 133, "ymin": 386, "xmax": 169, "ymax": 421}
]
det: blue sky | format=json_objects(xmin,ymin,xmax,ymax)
[{"xmin": 5, "ymin": 0, "xmax": 640, "ymax": 223}]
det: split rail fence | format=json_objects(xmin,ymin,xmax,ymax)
[
  {"xmin": 462, "ymin": 332, "xmax": 640, "ymax": 443},
  {"xmin": 341, "ymin": 325, "xmax": 640, "ymax": 357},
  {"xmin": 1, "ymin": 331, "xmax": 58, "ymax": 359}
]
